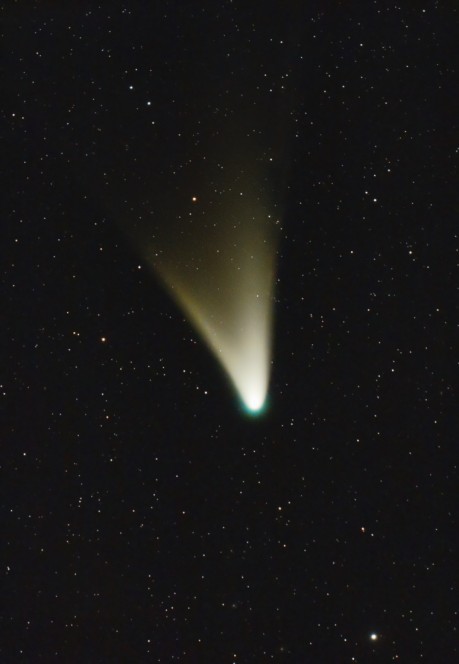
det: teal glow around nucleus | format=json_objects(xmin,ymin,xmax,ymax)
[{"xmin": 240, "ymin": 393, "xmax": 270, "ymax": 417}]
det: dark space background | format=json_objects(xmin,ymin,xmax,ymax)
[{"xmin": 2, "ymin": 2, "xmax": 457, "ymax": 662}]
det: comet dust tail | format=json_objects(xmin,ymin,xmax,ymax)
[{"xmin": 146, "ymin": 178, "xmax": 278, "ymax": 414}]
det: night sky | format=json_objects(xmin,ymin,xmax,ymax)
[{"xmin": 2, "ymin": 3, "xmax": 458, "ymax": 662}]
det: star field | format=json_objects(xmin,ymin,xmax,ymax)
[{"xmin": 2, "ymin": 3, "xmax": 457, "ymax": 662}]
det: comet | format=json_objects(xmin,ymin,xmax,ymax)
[{"xmin": 145, "ymin": 172, "xmax": 279, "ymax": 414}]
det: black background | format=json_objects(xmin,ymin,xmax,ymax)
[{"xmin": 2, "ymin": 2, "xmax": 457, "ymax": 662}]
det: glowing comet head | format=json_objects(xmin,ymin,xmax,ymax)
[
  {"xmin": 244, "ymin": 392, "xmax": 265, "ymax": 414},
  {"xmin": 230, "ymin": 336, "xmax": 271, "ymax": 415},
  {"xmin": 241, "ymin": 394, "xmax": 269, "ymax": 417}
]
